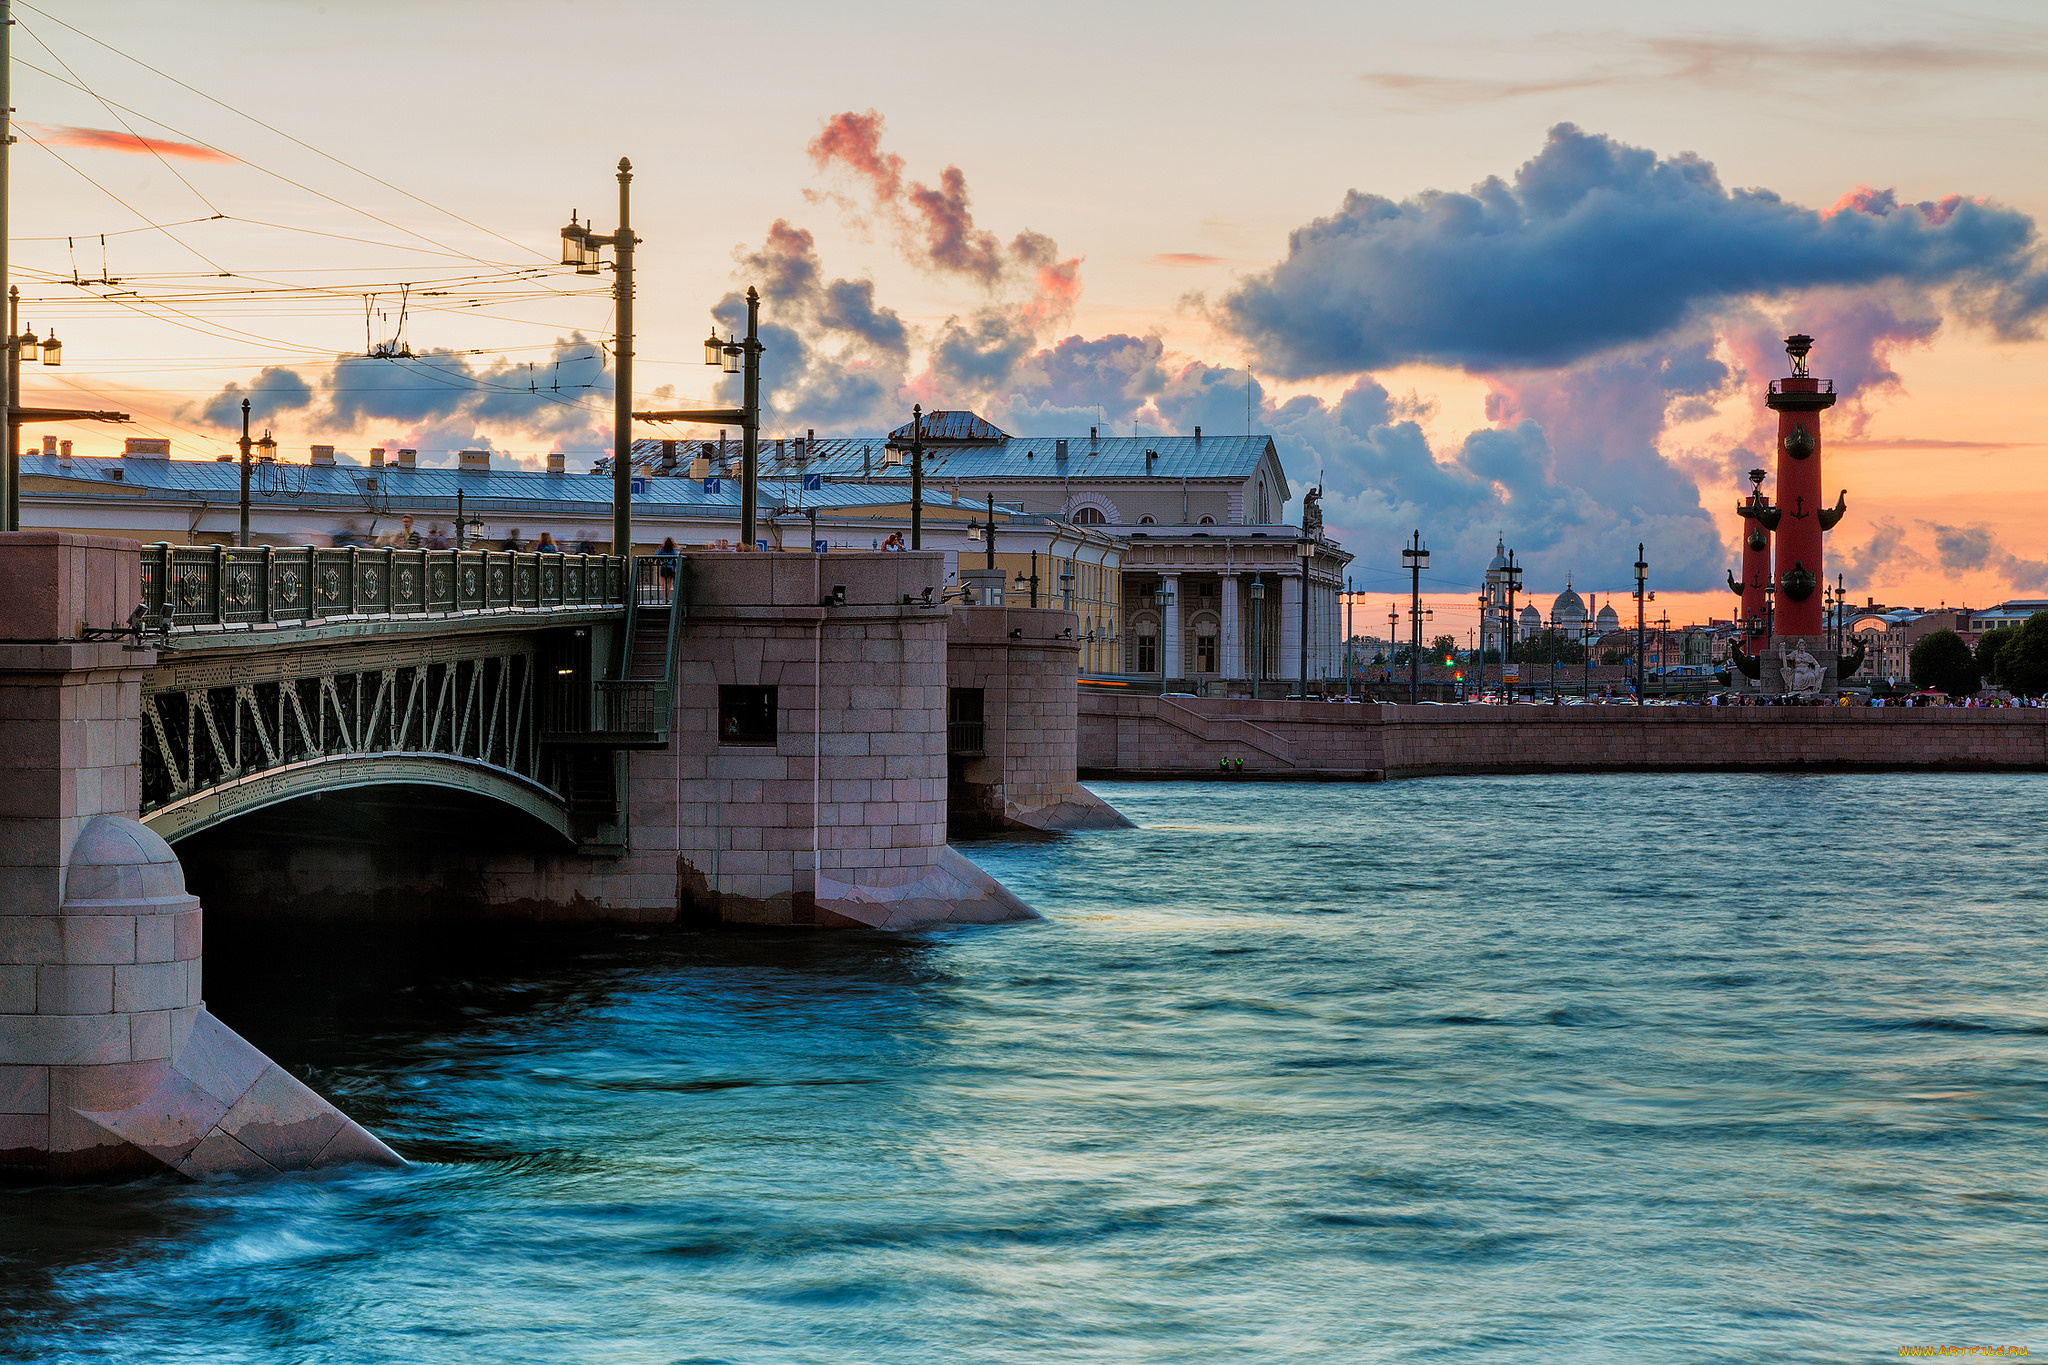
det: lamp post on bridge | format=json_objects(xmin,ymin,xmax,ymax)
[
  {"xmin": 557, "ymin": 159, "xmax": 638, "ymax": 554},
  {"xmin": 234, "ymin": 398, "xmax": 277, "ymax": 547},
  {"xmin": 2, "ymin": 285, "xmax": 129, "ymax": 530},
  {"xmin": 1402, "ymin": 531, "xmax": 1429, "ymax": 705},
  {"xmin": 631, "ymin": 288, "xmax": 765, "ymax": 549}
]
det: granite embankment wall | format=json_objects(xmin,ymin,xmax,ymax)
[{"xmin": 1079, "ymin": 694, "xmax": 2048, "ymax": 780}]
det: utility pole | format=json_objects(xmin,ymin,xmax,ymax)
[
  {"xmin": 1402, "ymin": 531, "xmax": 1429, "ymax": 704},
  {"xmin": 984, "ymin": 492, "xmax": 996, "ymax": 569},
  {"xmin": 612, "ymin": 159, "xmax": 634, "ymax": 555},
  {"xmin": 557, "ymin": 162, "xmax": 639, "ymax": 554},
  {"xmin": 237, "ymin": 399, "xmax": 253, "ymax": 547},
  {"xmin": 1634, "ymin": 543, "xmax": 1650, "ymax": 704},
  {"xmin": 1388, "ymin": 602, "xmax": 1398, "ymax": 683},
  {"xmin": 1502, "ymin": 550, "xmax": 1522, "ymax": 702},
  {"xmin": 1, "ymin": 3, "xmax": 10, "ymax": 532},
  {"xmin": 1345, "ymin": 577, "xmax": 1354, "ymax": 700},
  {"xmin": 910, "ymin": 404, "xmax": 924, "ymax": 550},
  {"xmin": 642, "ymin": 288, "xmax": 764, "ymax": 545}
]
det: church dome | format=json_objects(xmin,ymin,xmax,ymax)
[
  {"xmin": 1596, "ymin": 604, "xmax": 1620, "ymax": 630},
  {"xmin": 1551, "ymin": 586, "xmax": 1587, "ymax": 624},
  {"xmin": 1486, "ymin": 537, "xmax": 1508, "ymax": 573},
  {"xmin": 1518, "ymin": 604, "xmax": 1542, "ymax": 627}
]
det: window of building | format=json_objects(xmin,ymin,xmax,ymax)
[
  {"xmin": 1073, "ymin": 506, "xmax": 1105, "ymax": 524},
  {"xmin": 1136, "ymin": 624, "xmax": 1158, "ymax": 674},
  {"xmin": 1197, "ymin": 634, "xmax": 1218, "ymax": 673},
  {"xmin": 1199, "ymin": 515, "xmax": 1214, "ymax": 525},
  {"xmin": 1139, "ymin": 515, "xmax": 1155, "ymax": 524},
  {"xmin": 718, "ymin": 685, "xmax": 777, "ymax": 745}
]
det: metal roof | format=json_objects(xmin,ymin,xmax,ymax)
[
  {"xmin": 629, "ymin": 431, "xmax": 1275, "ymax": 484},
  {"xmin": 886, "ymin": 411, "xmax": 1008, "ymax": 444},
  {"xmin": 21, "ymin": 454, "xmax": 991, "ymax": 521}
]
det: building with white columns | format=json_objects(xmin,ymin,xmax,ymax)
[{"xmin": 677, "ymin": 413, "xmax": 1356, "ymax": 690}]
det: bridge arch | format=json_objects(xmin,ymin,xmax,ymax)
[{"xmin": 146, "ymin": 751, "xmax": 575, "ymax": 846}]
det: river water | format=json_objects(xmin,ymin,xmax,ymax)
[{"xmin": 5, "ymin": 774, "xmax": 2047, "ymax": 1363}]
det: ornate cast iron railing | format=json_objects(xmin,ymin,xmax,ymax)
[{"xmin": 139, "ymin": 544, "xmax": 626, "ymax": 631}]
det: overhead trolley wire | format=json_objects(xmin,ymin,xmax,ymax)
[{"xmin": 17, "ymin": 2, "xmax": 555, "ymax": 268}]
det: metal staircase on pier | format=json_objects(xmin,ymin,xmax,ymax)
[{"xmin": 543, "ymin": 556, "xmax": 686, "ymax": 749}]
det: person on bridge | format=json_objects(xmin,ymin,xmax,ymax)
[
  {"xmin": 536, "ymin": 532, "xmax": 562, "ymax": 553},
  {"xmin": 656, "ymin": 537, "xmax": 679, "ymax": 601},
  {"xmin": 377, "ymin": 514, "xmax": 421, "ymax": 548},
  {"xmin": 501, "ymin": 528, "xmax": 523, "ymax": 551}
]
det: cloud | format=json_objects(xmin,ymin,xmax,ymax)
[
  {"xmin": 1925, "ymin": 522, "xmax": 2048, "ymax": 592},
  {"xmin": 705, "ymin": 220, "xmax": 912, "ymax": 431},
  {"xmin": 28, "ymin": 123, "xmax": 228, "ymax": 161},
  {"xmin": 192, "ymin": 336, "xmax": 613, "ymax": 458},
  {"xmin": 1837, "ymin": 519, "xmax": 1922, "ymax": 583},
  {"xmin": 199, "ymin": 366, "xmax": 314, "ymax": 427},
  {"xmin": 1153, "ymin": 253, "xmax": 1224, "ymax": 268},
  {"xmin": 1224, "ymin": 123, "xmax": 2048, "ymax": 378},
  {"xmin": 1134, "ymin": 354, "xmax": 1728, "ymax": 593},
  {"xmin": 806, "ymin": 108, "xmax": 1083, "ymax": 323},
  {"xmin": 1360, "ymin": 39, "xmax": 2048, "ymax": 112}
]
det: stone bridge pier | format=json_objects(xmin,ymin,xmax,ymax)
[{"xmin": 1, "ymin": 533, "xmax": 400, "ymax": 1179}]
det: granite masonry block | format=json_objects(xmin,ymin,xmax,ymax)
[
  {"xmin": 0, "ymin": 1064, "xmax": 50, "ymax": 1114},
  {"xmin": 34, "ymin": 964, "xmax": 114, "ymax": 1015},
  {"xmin": 0, "ymin": 1011, "xmax": 131, "ymax": 1066},
  {"xmin": 59, "ymin": 914, "xmax": 137, "ymax": 966}
]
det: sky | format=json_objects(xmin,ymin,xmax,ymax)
[{"xmin": 12, "ymin": 0, "xmax": 2048, "ymax": 634}]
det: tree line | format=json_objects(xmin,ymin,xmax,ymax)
[{"xmin": 1909, "ymin": 611, "xmax": 2048, "ymax": 696}]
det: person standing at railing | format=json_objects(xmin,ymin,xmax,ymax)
[
  {"xmin": 376, "ymin": 514, "xmax": 421, "ymax": 548},
  {"xmin": 656, "ymin": 537, "xmax": 678, "ymax": 603},
  {"xmin": 423, "ymin": 522, "xmax": 451, "ymax": 550},
  {"xmin": 500, "ymin": 528, "xmax": 523, "ymax": 551},
  {"xmin": 536, "ymin": 532, "xmax": 562, "ymax": 554}
]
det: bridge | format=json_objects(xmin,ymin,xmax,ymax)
[
  {"xmin": 129, "ymin": 542, "xmax": 677, "ymax": 851},
  {"xmin": 3, "ymin": 530, "xmax": 1090, "ymax": 1182}
]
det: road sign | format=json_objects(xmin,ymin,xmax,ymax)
[
  {"xmin": 802, "ymin": 473, "xmax": 823, "ymax": 491},
  {"xmin": 702, "ymin": 477, "xmax": 722, "ymax": 493}
]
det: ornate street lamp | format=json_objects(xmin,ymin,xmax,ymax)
[
  {"xmin": 2, "ymin": 285, "xmax": 128, "ymax": 530},
  {"xmin": 554, "ymin": 163, "xmax": 638, "ymax": 553},
  {"xmin": 640, "ymin": 295, "xmax": 765, "ymax": 546}
]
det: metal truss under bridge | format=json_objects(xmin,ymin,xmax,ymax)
[{"xmin": 134, "ymin": 547, "xmax": 683, "ymax": 847}]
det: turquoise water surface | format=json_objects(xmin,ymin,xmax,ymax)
[{"xmin": 4, "ymin": 774, "xmax": 2046, "ymax": 1362}]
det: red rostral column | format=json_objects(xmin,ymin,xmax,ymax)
[
  {"xmin": 1733, "ymin": 468, "xmax": 1778, "ymax": 647},
  {"xmin": 1765, "ymin": 334, "xmax": 1844, "ymax": 640}
]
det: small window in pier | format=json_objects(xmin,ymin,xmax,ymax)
[
  {"xmin": 718, "ymin": 685, "xmax": 777, "ymax": 745},
  {"xmin": 1197, "ymin": 634, "xmax": 1218, "ymax": 673}
]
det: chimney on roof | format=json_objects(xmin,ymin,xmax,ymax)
[
  {"xmin": 397, "ymin": 448, "xmax": 417, "ymax": 469},
  {"xmin": 1089, "ymin": 426, "xmax": 1098, "ymax": 451},
  {"xmin": 1194, "ymin": 425, "xmax": 1201, "ymax": 442},
  {"xmin": 547, "ymin": 451, "xmax": 566, "ymax": 475},
  {"xmin": 123, "ymin": 438, "xmax": 170, "ymax": 460},
  {"xmin": 1056, "ymin": 439, "xmax": 1068, "ymax": 462},
  {"xmin": 58, "ymin": 440, "xmax": 71, "ymax": 469},
  {"xmin": 459, "ymin": 449, "xmax": 490, "ymax": 471},
  {"xmin": 310, "ymin": 445, "xmax": 335, "ymax": 466},
  {"xmin": 42, "ymin": 436, "xmax": 56, "ymax": 456},
  {"xmin": 659, "ymin": 438, "xmax": 677, "ymax": 471},
  {"xmin": 369, "ymin": 447, "xmax": 386, "ymax": 467}
]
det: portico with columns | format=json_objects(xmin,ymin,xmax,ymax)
[{"xmin": 1118, "ymin": 529, "xmax": 1351, "ymax": 690}]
